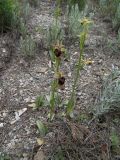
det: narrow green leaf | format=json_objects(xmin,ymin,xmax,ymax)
[{"xmin": 36, "ymin": 120, "xmax": 47, "ymax": 136}]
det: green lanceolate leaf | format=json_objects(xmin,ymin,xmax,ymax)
[
  {"xmin": 66, "ymin": 99, "xmax": 75, "ymax": 117},
  {"xmin": 36, "ymin": 120, "xmax": 48, "ymax": 136}
]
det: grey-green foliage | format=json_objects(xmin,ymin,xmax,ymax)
[
  {"xmin": 20, "ymin": 35, "xmax": 36, "ymax": 57},
  {"xmin": 99, "ymin": 0, "xmax": 120, "ymax": 33},
  {"xmin": 107, "ymin": 26, "xmax": 120, "ymax": 53},
  {"xmin": 95, "ymin": 70, "xmax": 120, "ymax": 116},
  {"xmin": 67, "ymin": 0, "xmax": 86, "ymax": 13},
  {"xmin": 113, "ymin": 2, "xmax": 120, "ymax": 30},
  {"xmin": 46, "ymin": 20, "xmax": 64, "ymax": 47},
  {"xmin": 67, "ymin": 5, "xmax": 85, "ymax": 37},
  {"xmin": 19, "ymin": 18, "xmax": 28, "ymax": 38}
]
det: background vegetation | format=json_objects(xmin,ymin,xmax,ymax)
[
  {"xmin": 0, "ymin": 0, "xmax": 19, "ymax": 32},
  {"xmin": 99, "ymin": 0, "xmax": 120, "ymax": 33}
]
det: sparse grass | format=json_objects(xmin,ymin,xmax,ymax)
[
  {"xmin": 99, "ymin": 0, "xmax": 120, "ymax": 33},
  {"xmin": 17, "ymin": 1, "xmax": 37, "ymax": 57}
]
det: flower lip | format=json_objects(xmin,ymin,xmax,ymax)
[
  {"xmin": 54, "ymin": 48, "xmax": 62, "ymax": 57},
  {"xmin": 58, "ymin": 76, "xmax": 65, "ymax": 85}
]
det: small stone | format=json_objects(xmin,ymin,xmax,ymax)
[
  {"xmin": 25, "ymin": 97, "xmax": 31, "ymax": 103},
  {"xmin": 34, "ymin": 151, "xmax": 45, "ymax": 160},
  {"xmin": 2, "ymin": 48, "xmax": 6, "ymax": 53},
  {"xmin": 68, "ymin": 72, "xmax": 72, "ymax": 77},
  {"xmin": 30, "ymin": 77, "xmax": 34, "ymax": 81},
  {"xmin": 46, "ymin": 132, "xmax": 54, "ymax": 138},
  {"xmin": 20, "ymin": 90, "xmax": 23, "ymax": 95},
  {"xmin": 7, "ymin": 141, "xmax": 15, "ymax": 149},
  {"xmin": 98, "ymin": 59, "xmax": 103, "ymax": 64},
  {"xmin": 0, "ymin": 123, "xmax": 4, "ymax": 128},
  {"xmin": 23, "ymin": 153, "xmax": 28, "ymax": 158},
  {"xmin": 36, "ymin": 67, "xmax": 47, "ymax": 73},
  {"xmin": 43, "ymin": 51, "xmax": 48, "ymax": 56},
  {"xmin": 77, "ymin": 92, "xmax": 82, "ymax": 96},
  {"xmin": 3, "ymin": 112, "xmax": 7, "ymax": 118}
]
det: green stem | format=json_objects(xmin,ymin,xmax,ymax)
[
  {"xmin": 67, "ymin": 29, "xmax": 87, "ymax": 114},
  {"xmin": 50, "ymin": 80, "xmax": 57, "ymax": 117},
  {"xmin": 55, "ymin": 58, "xmax": 60, "ymax": 73},
  {"xmin": 49, "ymin": 53, "xmax": 60, "ymax": 119},
  {"xmin": 69, "ymin": 46, "xmax": 84, "ymax": 108}
]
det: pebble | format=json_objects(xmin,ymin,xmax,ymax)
[
  {"xmin": 24, "ymin": 97, "xmax": 31, "ymax": 103},
  {"xmin": 0, "ymin": 123, "xmax": 4, "ymax": 128},
  {"xmin": 3, "ymin": 112, "xmax": 8, "ymax": 118},
  {"xmin": 7, "ymin": 141, "xmax": 15, "ymax": 149},
  {"xmin": 2, "ymin": 48, "xmax": 6, "ymax": 53}
]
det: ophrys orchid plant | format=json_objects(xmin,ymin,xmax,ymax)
[{"xmin": 66, "ymin": 18, "xmax": 92, "ymax": 117}]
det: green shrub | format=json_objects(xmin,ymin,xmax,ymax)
[{"xmin": 0, "ymin": 0, "xmax": 19, "ymax": 32}]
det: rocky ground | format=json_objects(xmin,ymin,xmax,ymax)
[{"xmin": 0, "ymin": 1, "xmax": 120, "ymax": 160}]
